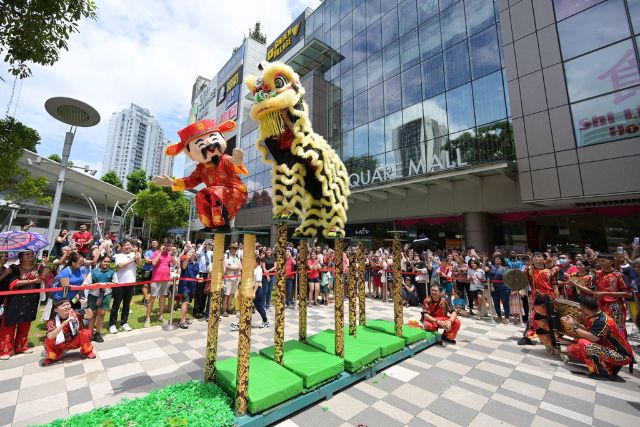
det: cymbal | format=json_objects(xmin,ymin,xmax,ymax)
[{"xmin": 503, "ymin": 269, "xmax": 528, "ymax": 291}]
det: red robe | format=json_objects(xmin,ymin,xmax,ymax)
[
  {"xmin": 172, "ymin": 155, "xmax": 248, "ymax": 228},
  {"xmin": 422, "ymin": 296, "xmax": 460, "ymax": 340},
  {"xmin": 567, "ymin": 312, "xmax": 634, "ymax": 376},
  {"xmin": 595, "ymin": 270, "xmax": 630, "ymax": 336},
  {"xmin": 526, "ymin": 266, "xmax": 557, "ymax": 345}
]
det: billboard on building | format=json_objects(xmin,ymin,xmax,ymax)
[{"xmin": 266, "ymin": 13, "xmax": 305, "ymax": 62}]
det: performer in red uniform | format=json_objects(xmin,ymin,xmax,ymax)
[
  {"xmin": 563, "ymin": 295, "xmax": 634, "ymax": 378},
  {"xmin": 594, "ymin": 254, "xmax": 632, "ymax": 337},
  {"xmin": 520, "ymin": 252, "xmax": 559, "ymax": 348},
  {"xmin": 42, "ymin": 298, "xmax": 95, "ymax": 366},
  {"xmin": 153, "ymin": 119, "xmax": 248, "ymax": 231},
  {"xmin": 422, "ymin": 284, "xmax": 460, "ymax": 344}
]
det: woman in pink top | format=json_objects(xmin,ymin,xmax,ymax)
[{"xmin": 145, "ymin": 241, "xmax": 176, "ymax": 327}]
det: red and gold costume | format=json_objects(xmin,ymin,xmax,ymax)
[
  {"xmin": 526, "ymin": 266, "xmax": 557, "ymax": 348},
  {"xmin": 0, "ymin": 266, "xmax": 40, "ymax": 358},
  {"xmin": 44, "ymin": 311, "xmax": 93, "ymax": 362},
  {"xmin": 595, "ymin": 270, "xmax": 630, "ymax": 336},
  {"xmin": 567, "ymin": 312, "xmax": 634, "ymax": 377},
  {"xmin": 422, "ymin": 296, "xmax": 460, "ymax": 340},
  {"xmin": 172, "ymin": 156, "xmax": 248, "ymax": 228}
]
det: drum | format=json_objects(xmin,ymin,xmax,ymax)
[
  {"xmin": 554, "ymin": 297, "xmax": 585, "ymax": 338},
  {"xmin": 503, "ymin": 269, "xmax": 528, "ymax": 291}
]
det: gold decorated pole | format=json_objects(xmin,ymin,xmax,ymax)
[
  {"xmin": 357, "ymin": 241, "xmax": 366, "ymax": 326},
  {"xmin": 392, "ymin": 233, "xmax": 403, "ymax": 337},
  {"xmin": 205, "ymin": 233, "xmax": 225, "ymax": 382},
  {"xmin": 348, "ymin": 249, "xmax": 357, "ymax": 336},
  {"xmin": 273, "ymin": 222, "xmax": 287, "ymax": 365},
  {"xmin": 235, "ymin": 234, "xmax": 256, "ymax": 416},
  {"xmin": 298, "ymin": 240, "xmax": 308, "ymax": 342},
  {"xmin": 334, "ymin": 239, "xmax": 344, "ymax": 357}
]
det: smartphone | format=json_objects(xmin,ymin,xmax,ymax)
[
  {"xmin": 634, "ymin": 237, "xmax": 639, "ymax": 246},
  {"xmin": 617, "ymin": 246, "xmax": 624, "ymax": 254}
]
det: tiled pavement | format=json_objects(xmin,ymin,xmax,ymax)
[{"xmin": 0, "ymin": 299, "xmax": 639, "ymax": 427}]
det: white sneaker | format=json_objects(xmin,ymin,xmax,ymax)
[
  {"xmin": 144, "ymin": 319, "xmax": 151, "ymax": 328},
  {"xmin": 259, "ymin": 321, "xmax": 270, "ymax": 328},
  {"xmin": 122, "ymin": 323, "xmax": 132, "ymax": 332},
  {"xmin": 109, "ymin": 325, "xmax": 118, "ymax": 334}
]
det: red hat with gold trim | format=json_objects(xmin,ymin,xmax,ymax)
[{"xmin": 165, "ymin": 119, "xmax": 236, "ymax": 156}]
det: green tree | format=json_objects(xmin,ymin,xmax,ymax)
[
  {"xmin": 133, "ymin": 183, "xmax": 189, "ymax": 238},
  {"xmin": 47, "ymin": 153, "xmax": 73, "ymax": 167},
  {"xmin": 101, "ymin": 170, "xmax": 123, "ymax": 189},
  {"xmin": 443, "ymin": 120, "xmax": 515, "ymax": 165},
  {"xmin": 126, "ymin": 169, "xmax": 148, "ymax": 194},
  {"xmin": 0, "ymin": 117, "xmax": 51, "ymax": 209},
  {"xmin": 249, "ymin": 21, "xmax": 267, "ymax": 44},
  {"xmin": 0, "ymin": 0, "xmax": 98, "ymax": 78}
]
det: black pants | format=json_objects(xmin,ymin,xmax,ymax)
[
  {"xmin": 109, "ymin": 286, "xmax": 134, "ymax": 327},
  {"xmin": 415, "ymin": 282, "xmax": 427, "ymax": 304},
  {"xmin": 457, "ymin": 281, "xmax": 471, "ymax": 309},
  {"xmin": 522, "ymin": 294, "xmax": 530, "ymax": 324},
  {"xmin": 194, "ymin": 274, "xmax": 208, "ymax": 315}
]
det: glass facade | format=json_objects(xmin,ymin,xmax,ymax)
[
  {"xmin": 554, "ymin": 0, "xmax": 640, "ymax": 147},
  {"xmin": 239, "ymin": 0, "xmax": 515, "ymax": 206}
]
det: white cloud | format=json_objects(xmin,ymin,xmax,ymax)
[{"xmin": 1, "ymin": 0, "xmax": 321, "ymax": 175}]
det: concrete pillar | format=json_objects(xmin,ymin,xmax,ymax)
[
  {"xmin": 463, "ymin": 212, "xmax": 493, "ymax": 253},
  {"xmin": 269, "ymin": 224, "xmax": 277, "ymax": 247}
]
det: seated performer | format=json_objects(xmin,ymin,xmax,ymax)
[
  {"xmin": 562, "ymin": 295, "xmax": 634, "ymax": 379},
  {"xmin": 41, "ymin": 298, "xmax": 95, "ymax": 366},
  {"xmin": 422, "ymin": 284, "xmax": 460, "ymax": 344}
]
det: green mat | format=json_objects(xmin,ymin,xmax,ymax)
[
  {"xmin": 306, "ymin": 330, "xmax": 380, "ymax": 372},
  {"xmin": 260, "ymin": 340, "xmax": 345, "ymax": 388},
  {"xmin": 365, "ymin": 319, "xmax": 429, "ymax": 345},
  {"xmin": 215, "ymin": 353, "xmax": 303, "ymax": 414},
  {"xmin": 350, "ymin": 325, "xmax": 405, "ymax": 356}
]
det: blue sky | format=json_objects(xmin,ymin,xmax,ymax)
[{"xmin": 1, "ymin": 0, "xmax": 320, "ymax": 177}]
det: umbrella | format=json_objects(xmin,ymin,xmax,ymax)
[
  {"xmin": 0, "ymin": 230, "xmax": 49, "ymax": 253},
  {"xmin": 409, "ymin": 237, "xmax": 439, "ymax": 252}
]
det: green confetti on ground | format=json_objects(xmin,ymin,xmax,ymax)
[
  {"xmin": 322, "ymin": 406, "xmax": 329, "ymax": 412},
  {"xmin": 37, "ymin": 380, "xmax": 235, "ymax": 427}
]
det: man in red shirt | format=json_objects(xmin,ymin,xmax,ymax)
[
  {"xmin": 72, "ymin": 224, "xmax": 93, "ymax": 256},
  {"xmin": 422, "ymin": 284, "xmax": 460, "ymax": 344}
]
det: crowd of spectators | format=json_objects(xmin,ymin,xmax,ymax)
[{"xmin": 1, "ymin": 223, "xmax": 638, "ymax": 364}]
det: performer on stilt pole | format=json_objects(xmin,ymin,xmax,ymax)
[
  {"xmin": 298, "ymin": 240, "xmax": 308, "ymax": 342},
  {"xmin": 235, "ymin": 233, "xmax": 256, "ymax": 415},
  {"xmin": 205, "ymin": 233, "xmax": 225, "ymax": 382}
]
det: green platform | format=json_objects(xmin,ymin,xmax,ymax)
[
  {"xmin": 349, "ymin": 325, "xmax": 406, "ymax": 356},
  {"xmin": 215, "ymin": 353, "xmax": 303, "ymax": 414},
  {"xmin": 365, "ymin": 319, "xmax": 429, "ymax": 345},
  {"xmin": 260, "ymin": 340, "xmax": 345, "ymax": 388},
  {"xmin": 306, "ymin": 330, "xmax": 380, "ymax": 372}
]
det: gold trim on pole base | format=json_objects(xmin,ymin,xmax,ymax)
[
  {"xmin": 334, "ymin": 239, "xmax": 345, "ymax": 358},
  {"xmin": 273, "ymin": 222, "xmax": 288, "ymax": 365},
  {"xmin": 298, "ymin": 240, "xmax": 308, "ymax": 342},
  {"xmin": 348, "ymin": 250, "xmax": 357, "ymax": 337},
  {"xmin": 204, "ymin": 233, "xmax": 226, "ymax": 383},
  {"xmin": 235, "ymin": 233, "xmax": 256, "ymax": 416},
  {"xmin": 392, "ymin": 232, "xmax": 403, "ymax": 337},
  {"xmin": 357, "ymin": 241, "xmax": 366, "ymax": 326}
]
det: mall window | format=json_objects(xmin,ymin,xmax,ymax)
[
  {"xmin": 440, "ymin": 0, "xmax": 459, "ymax": 12},
  {"xmin": 423, "ymin": 94, "xmax": 448, "ymax": 141},
  {"xmin": 631, "ymin": 0, "xmax": 640, "ymax": 34},
  {"xmin": 465, "ymin": 0, "xmax": 495, "ymax": 35},
  {"xmin": 381, "ymin": 7, "xmax": 399, "ymax": 48},
  {"xmin": 383, "ymin": 74, "xmax": 403, "ymax": 114},
  {"xmin": 343, "ymin": 98, "xmax": 354, "ymax": 131},
  {"xmin": 473, "ymin": 71, "xmax": 507, "ymax": 126},
  {"xmin": 381, "ymin": 0, "xmax": 395, "ymax": 14},
  {"xmin": 557, "ymin": 0, "xmax": 630, "ymax": 60},
  {"xmin": 418, "ymin": 0, "xmax": 439, "ymax": 24},
  {"xmin": 469, "ymin": 26, "xmax": 501, "ymax": 79},
  {"xmin": 341, "ymin": 68, "xmax": 354, "ymax": 100},
  {"xmin": 441, "ymin": 0, "xmax": 466, "ymax": 49},
  {"xmin": 398, "ymin": 0, "xmax": 418, "ymax": 36},
  {"xmin": 419, "ymin": 16, "xmax": 442, "ymax": 61},
  {"xmin": 444, "ymin": 41, "xmax": 471, "ymax": 89},
  {"xmin": 422, "ymin": 53, "xmax": 445, "ymax": 99},
  {"xmin": 402, "ymin": 65, "xmax": 423, "ymax": 107},
  {"xmin": 446, "ymin": 83, "xmax": 475, "ymax": 133},
  {"xmin": 570, "ymin": 88, "xmax": 640, "ymax": 147},
  {"xmin": 341, "ymin": 40, "xmax": 353, "ymax": 71},
  {"xmin": 367, "ymin": 20, "xmax": 383, "ymax": 55},
  {"xmin": 353, "ymin": 30, "xmax": 367, "ymax": 65},
  {"xmin": 564, "ymin": 39, "xmax": 639, "ymax": 103},
  {"xmin": 353, "ymin": 124, "xmax": 369, "ymax": 157},
  {"xmin": 368, "ymin": 83, "xmax": 385, "ymax": 121},
  {"xmin": 383, "ymin": 39, "xmax": 401, "ymax": 79},
  {"xmin": 354, "ymin": 61, "xmax": 368, "ymax": 95},
  {"xmin": 369, "ymin": 117, "xmax": 386, "ymax": 155},
  {"xmin": 553, "ymin": 0, "xmax": 605, "ymax": 21},
  {"xmin": 343, "ymin": 130, "xmax": 354, "ymax": 160},
  {"xmin": 354, "ymin": 1, "xmax": 367, "ymax": 36},
  {"xmin": 400, "ymin": 29, "xmax": 420, "ymax": 70},
  {"xmin": 341, "ymin": 12, "xmax": 353, "ymax": 45},
  {"xmin": 354, "ymin": 91, "xmax": 369, "ymax": 127},
  {"xmin": 366, "ymin": 0, "xmax": 382, "ymax": 26},
  {"xmin": 368, "ymin": 51, "xmax": 384, "ymax": 87},
  {"xmin": 384, "ymin": 110, "xmax": 403, "ymax": 151}
]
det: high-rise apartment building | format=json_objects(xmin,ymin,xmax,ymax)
[{"xmin": 102, "ymin": 103, "xmax": 172, "ymax": 184}]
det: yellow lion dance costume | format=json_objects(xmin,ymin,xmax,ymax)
[{"xmin": 245, "ymin": 61, "xmax": 349, "ymax": 238}]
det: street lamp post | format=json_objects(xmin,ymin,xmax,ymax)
[{"xmin": 44, "ymin": 97, "xmax": 100, "ymax": 250}]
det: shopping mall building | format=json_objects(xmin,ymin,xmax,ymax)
[{"xmin": 188, "ymin": 0, "xmax": 640, "ymax": 252}]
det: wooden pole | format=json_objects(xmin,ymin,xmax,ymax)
[
  {"xmin": 357, "ymin": 241, "xmax": 366, "ymax": 326},
  {"xmin": 298, "ymin": 240, "xmax": 308, "ymax": 342},
  {"xmin": 334, "ymin": 239, "xmax": 344, "ymax": 357},
  {"xmin": 235, "ymin": 233, "xmax": 256, "ymax": 416},
  {"xmin": 273, "ymin": 222, "xmax": 287, "ymax": 365},
  {"xmin": 348, "ymin": 249, "xmax": 357, "ymax": 336},
  {"xmin": 392, "ymin": 232, "xmax": 403, "ymax": 337},
  {"xmin": 204, "ymin": 233, "xmax": 225, "ymax": 382}
]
